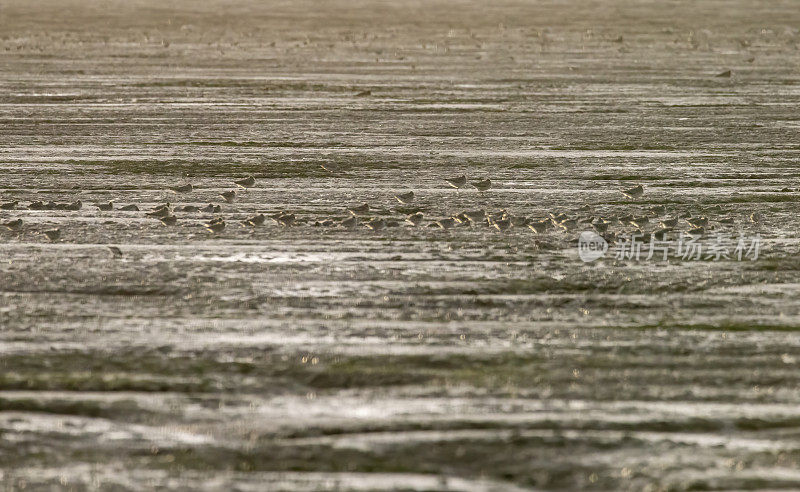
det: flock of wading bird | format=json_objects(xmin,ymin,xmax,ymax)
[{"xmin": 1, "ymin": 174, "xmax": 762, "ymax": 247}]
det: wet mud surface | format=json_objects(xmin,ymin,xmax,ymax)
[{"xmin": 2, "ymin": 1, "xmax": 800, "ymax": 490}]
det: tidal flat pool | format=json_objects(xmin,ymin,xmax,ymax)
[{"xmin": 2, "ymin": 0, "xmax": 800, "ymax": 490}]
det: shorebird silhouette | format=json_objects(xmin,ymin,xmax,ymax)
[
  {"xmin": 621, "ymin": 184, "xmax": 644, "ymax": 199},
  {"xmin": 365, "ymin": 218, "xmax": 385, "ymax": 231},
  {"xmin": 528, "ymin": 219, "xmax": 550, "ymax": 233},
  {"xmin": 395, "ymin": 191, "xmax": 414, "ymax": 204},
  {"xmin": 0, "ymin": 201, "xmax": 18, "ymax": 210},
  {"xmin": 2, "ymin": 218, "xmax": 22, "ymax": 231},
  {"xmin": 660, "ymin": 218, "xmax": 678, "ymax": 228},
  {"xmin": 436, "ymin": 217, "xmax": 456, "ymax": 230},
  {"xmin": 201, "ymin": 204, "xmax": 221, "ymax": 213},
  {"xmin": 492, "ymin": 218, "xmax": 511, "ymax": 232},
  {"xmin": 686, "ymin": 217, "xmax": 709, "ymax": 228},
  {"xmin": 205, "ymin": 218, "xmax": 226, "ymax": 233},
  {"xmin": 159, "ymin": 215, "xmax": 178, "ymax": 226},
  {"xmin": 43, "ymin": 228, "xmax": 60, "ymax": 242},
  {"xmin": 341, "ymin": 216, "xmax": 358, "ymax": 229},
  {"xmin": 220, "ymin": 190, "xmax": 236, "ymax": 203},
  {"xmin": 347, "ymin": 203, "xmax": 370, "ymax": 215},
  {"xmin": 119, "ymin": 204, "xmax": 139, "ymax": 211},
  {"xmin": 445, "ymin": 175, "xmax": 467, "ymax": 189},
  {"xmin": 64, "ymin": 200, "xmax": 82, "ymax": 211},
  {"xmin": 405, "ymin": 212, "xmax": 424, "ymax": 226},
  {"xmin": 234, "ymin": 176, "xmax": 255, "ymax": 188},
  {"xmin": 108, "ymin": 246, "xmax": 123, "ymax": 258},
  {"xmin": 169, "ymin": 183, "xmax": 193, "ymax": 193},
  {"xmin": 97, "ymin": 201, "xmax": 113, "ymax": 211},
  {"xmin": 471, "ymin": 179, "xmax": 491, "ymax": 191},
  {"xmin": 242, "ymin": 213, "xmax": 266, "ymax": 226}
]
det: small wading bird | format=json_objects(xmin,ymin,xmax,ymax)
[
  {"xmin": 159, "ymin": 215, "xmax": 178, "ymax": 226},
  {"xmin": 347, "ymin": 203, "xmax": 370, "ymax": 215},
  {"xmin": 395, "ymin": 191, "xmax": 414, "ymax": 204},
  {"xmin": 43, "ymin": 228, "xmax": 60, "ymax": 242},
  {"xmin": 686, "ymin": 216, "xmax": 709, "ymax": 228},
  {"xmin": 660, "ymin": 218, "xmax": 678, "ymax": 228},
  {"xmin": 241, "ymin": 213, "xmax": 265, "ymax": 226},
  {"xmin": 621, "ymin": 184, "xmax": 644, "ymax": 199},
  {"xmin": 202, "ymin": 203, "xmax": 221, "ymax": 213},
  {"xmin": 108, "ymin": 246, "xmax": 123, "ymax": 258},
  {"xmin": 64, "ymin": 200, "xmax": 82, "ymax": 211},
  {"xmin": 365, "ymin": 218, "xmax": 385, "ymax": 231},
  {"xmin": 0, "ymin": 201, "xmax": 18, "ymax": 210},
  {"xmin": 2, "ymin": 218, "xmax": 22, "ymax": 231},
  {"xmin": 492, "ymin": 218, "xmax": 511, "ymax": 232},
  {"xmin": 234, "ymin": 175, "xmax": 255, "ymax": 188},
  {"xmin": 220, "ymin": 190, "xmax": 236, "ymax": 203},
  {"xmin": 445, "ymin": 175, "xmax": 467, "ymax": 189},
  {"xmin": 119, "ymin": 204, "xmax": 139, "ymax": 211},
  {"xmin": 146, "ymin": 206, "xmax": 171, "ymax": 218},
  {"xmin": 169, "ymin": 183, "xmax": 193, "ymax": 193},
  {"xmin": 471, "ymin": 179, "xmax": 491, "ymax": 191},
  {"xmin": 405, "ymin": 212, "xmax": 423, "ymax": 226},
  {"xmin": 96, "ymin": 201, "xmax": 113, "ymax": 211},
  {"xmin": 177, "ymin": 205, "xmax": 199, "ymax": 212},
  {"xmin": 528, "ymin": 219, "xmax": 550, "ymax": 234},
  {"xmin": 341, "ymin": 216, "xmax": 358, "ymax": 229},
  {"xmin": 688, "ymin": 227, "xmax": 705, "ymax": 237},
  {"xmin": 436, "ymin": 217, "xmax": 456, "ymax": 230},
  {"xmin": 276, "ymin": 213, "xmax": 295, "ymax": 227},
  {"xmin": 205, "ymin": 218, "xmax": 226, "ymax": 233}
]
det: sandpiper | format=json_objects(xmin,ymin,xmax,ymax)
[
  {"xmin": 169, "ymin": 183, "xmax": 194, "ymax": 193},
  {"xmin": 0, "ymin": 201, "xmax": 18, "ymax": 210},
  {"xmin": 471, "ymin": 179, "xmax": 491, "ymax": 191},
  {"xmin": 463, "ymin": 210, "xmax": 487, "ymax": 224},
  {"xmin": 510, "ymin": 215, "xmax": 529, "ymax": 227},
  {"xmin": 220, "ymin": 190, "xmax": 236, "ymax": 203},
  {"xmin": 593, "ymin": 221, "xmax": 609, "ymax": 234},
  {"xmin": 445, "ymin": 175, "xmax": 467, "ymax": 189},
  {"xmin": 405, "ymin": 212, "xmax": 424, "ymax": 226},
  {"xmin": 556, "ymin": 218, "xmax": 578, "ymax": 231},
  {"xmin": 97, "ymin": 201, "xmax": 113, "ymax": 211},
  {"xmin": 341, "ymin": 216, "xmax": 358, "ymax": 229},
  {"xmin": 159, "ymin": 215, "xmax": 178, "ymax": 226},
  {"xmin": 649, "ymin": 205, "xmax": 666, "ymax": 215},
  {"xmin": 453, "ymin": 213, "xmax": 470, "ymax": 225},
  {"xmin": 629, "ymin": 216, "xmax": 649, "ymax": 229},
  {"xmin": 242, "ymin": 213, "xmax": 266, "ymax": 226},
  {"xmin": 660, "ymin": 218, "xmax": 678, "ymax": 228},
  {"xmin": 688, "ymin": 227, "xmax": 705, "ymax": 237},
  {"xmin": 205, "ymin": 219, "xmax": 226, "ymax": 233},
  {"xmin": 436, "ymin": 217, "xmax": 456, "ymax": 230},
  {"xmin": 108, "ymin": 246, "xmax": 123, "ymax": 258},
  {"xmin": 201, "ymin": 204, "xmax": 220, "ymax": 213},
  {"xmin": 528, "ymin": 219, "xmax": 550, "ymax": 233},
  {"xmin": 119, "ymin": 204, "xmax": 139, "ymax": 211},
  {"xmin": 686, "ymin": 216, "xmax": 709, "ymax": 228},
  {"xmin": 492, "ymin": 218, "xmax": 512, "ymax": 232},
  {"xmin": 365, "ymin": 218, "xmax": 386, "ymax": 231},
  {"xmin": 276, "ymin": 213, "xmax": 295, "ymax": 227},
  {"xmin": 621, "ymin": 184, "xmax": 644, "ymax": 199},
  {"xmin": 395, "ymin": 191, "xmax": 414, "ymax": 204},
  {"xmin": 146, "ymin": 207, "xmax": 172, "ymax": 218},
  {"xmin": 652, "ymin": 228, "xmax": 672, "ymax": 240},
  {"xmin": 2, "ymin": 218, "xmax": 23, "ymax": 231},
  {"xmin": 65, "ymin": 200, "xmax": 82, "ymax": 211},
  {"xmin": 28, "ymin": 201, "xmax": 44, "ymax": 210},
  {"xmin": 234, "ymin": 175, "xmax": 256, "ymax": 188},
  {"xmin": 749, "ymin": 212, "xmax": 762, "ymax": 224},
  {"xmin": 43, "ymin": 228, "xmax": 60, "ymax": 242},
  {"xmin": 177, "ymin": 205, "xmax": 200, "ymax": 212},
  {"xmin": 347, "ymin": 203, "xmax": 370, "ymax": 215}
]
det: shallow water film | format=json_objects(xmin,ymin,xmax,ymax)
[{"xmin": 3, "ymin": 0, "xmax": 800, "ymax": 490}]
